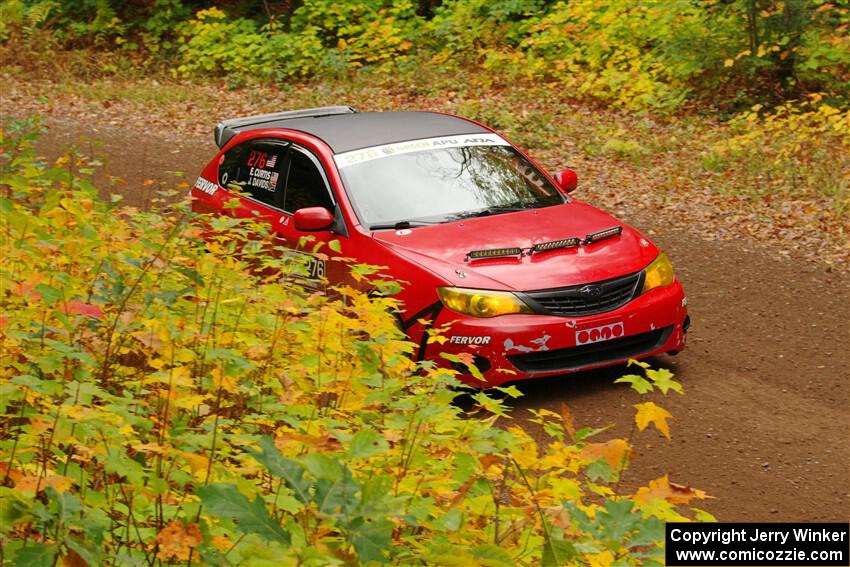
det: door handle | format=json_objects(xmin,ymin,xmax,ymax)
[{"xmin": 273, "ymin": 234, "xmax": 288, "ymax": 245}]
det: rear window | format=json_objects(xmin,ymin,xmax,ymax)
[{"xmin": 219, "ymin": 141, "xmax": 287, "ymax": 208}]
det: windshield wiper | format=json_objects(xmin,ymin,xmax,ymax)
[
  {"xmin": 369, "ymin": 220, "xmax": 442, "ymax": 230},
  {"xmin": 452, "ymin": 205, "xmax": 530, "ymax": 219}
]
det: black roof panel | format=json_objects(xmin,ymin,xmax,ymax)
[{"xmin": 231, "ymin": 111, "xmax": 489, "ymax": 154}]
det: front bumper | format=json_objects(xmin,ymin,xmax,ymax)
[{"xmin": 430, "ymin": 280, "xmax": 688, "ymax": 388}]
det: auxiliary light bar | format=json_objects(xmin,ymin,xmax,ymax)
[
  {"xmin": 466, "ymin": 247, "xmax": 523, "ymax": 260},
  {"xmin": 531, "ymin": 237, "xmax": 581, "ymax": 253},
  {"xmin": 583, "ymin": 226, "xmax": 623, "ymax": 244}
]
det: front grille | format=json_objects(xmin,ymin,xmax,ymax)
[
  {"xmin": 522, "ymin": 271, "xmax": 643, "ymax": 317},
  {"xmin": 507, "ymin": 326, "xmax": 672, "ymax": 374}
]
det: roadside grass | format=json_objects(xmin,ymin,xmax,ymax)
[{"xmin": 2, "ymin": 68, "xmax": 847, "ymax": 266}]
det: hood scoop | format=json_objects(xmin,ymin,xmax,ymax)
[{"xmin": 466, "ymin": 226, "xmax": 623, "ymax": 262}]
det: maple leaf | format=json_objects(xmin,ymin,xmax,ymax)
[
  {"xmin": 633, "ymin": 402, "xmax": 673, "ymax": 439},
  {"xmin": 155, "ymin": 521, "xmax": 203, "ymax": 562},
  {"xmin": 646, "ymin": 367, "xmax": 683, "ymax": 395},
  {"xmin": 634, "ymin": 474, "xmax": 711, "ymax": 505},
  {"xmin": 579, "ymin": 438, "xmax": 633, "ymax": 468},
  {"xmin": 614, "ymin": 373, "xmax": 653, "ymax": 394},
  {"xmin": 15, "ymin": 474, "xmax": 73, "ymax": 493},
  {"xmin": 59, "ymin": 300, "xmax": 104, "ymax": 319}
]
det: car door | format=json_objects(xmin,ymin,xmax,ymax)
[
  {"xmin": 218, "ymin": 138, "xmax": 290, "ymax": 228},
  {"xmin": 270, "ymin": 144, "xmax": 347, "ymax": 288}
]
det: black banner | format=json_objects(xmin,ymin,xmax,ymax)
[{"xmin": 666, "ymin": 523, "xmax": 849, "ymax": 566}]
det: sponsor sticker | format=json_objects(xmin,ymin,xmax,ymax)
[
  {"xmin": 575, "ymin": 322, "xmax": 624, "ymax": 346},
  {"xmin": 449, "ymin": 336, "xmax": 492, "ymax": 346},
  {"xmin": 334, "ymin": 133, "xmax": 511, "ymax": 169},
  {"xmin": 194, "ymin": 177, "xmax": 218, "ymax": 196}
]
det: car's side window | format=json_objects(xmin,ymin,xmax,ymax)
[
  {"xmin": 282, "ymin": 147, "xmax": 334, "ymax": 213},
  {"xmin": 218, "ymin": 144, "xmax": 246, "ymax": 188},
  {"xmin": 219, "ymin": 140, "xmax": 288, "ymax": 209}
]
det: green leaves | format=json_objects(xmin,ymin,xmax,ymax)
[
  {"xmin": 346, "ymin": 517, "xmax": 393, "ymax": 564},
  {"xmin": 251, "ymin": 436, "xmax": 312, "ymax": 506},
  {"xmin": 348, "ymin": 429, "xmax": 389, "ymax": 459},
  {"xmin": 9, "ymin": 542, "xmax": 56, "ymax": 567},
  {"xmin": 616, "ymin": 361, "xmax": 683, "ymax": 395},
  {"xmin": 196, "ymin": 484, "xmax": 290, "ymax": 544},
  {"xmin": 614, "ymin": 373, "xmax": 653, "ymax": 394}
]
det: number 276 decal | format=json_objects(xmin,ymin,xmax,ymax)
[{"xmin": 305, "ymin": 256, "xmax": 325, "ymax": 280}]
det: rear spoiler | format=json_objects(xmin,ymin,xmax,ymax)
[{"xmin": 214, "ymin": 106, "xmax": 358, "ymax": 148}]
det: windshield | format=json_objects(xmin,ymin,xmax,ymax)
[{"xmin": 336, "ymin": 144, "xmax": 565, "ymax": 228}]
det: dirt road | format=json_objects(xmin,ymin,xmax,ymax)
[{"xmin": 32, "ymin": 118, "xmax": 850, "ymax": 523}]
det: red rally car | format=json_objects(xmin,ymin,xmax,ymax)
[{"xmin": 192, "ymin": 106, "xmax": 689, "ymax": 388}]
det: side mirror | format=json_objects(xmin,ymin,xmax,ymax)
[
  {"xmin": 293, "ymin": 207, "xmax": 334, "ymax": 231},
  {"xmin": 554, "ymin": 168, "xmax": 578, "ymax": 193}
]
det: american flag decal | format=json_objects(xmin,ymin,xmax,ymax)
[{"xmin": 266, "ymin": 154, "xmax": 278, "ymax": 168}]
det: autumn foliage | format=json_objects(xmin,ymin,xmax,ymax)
[
  {"xmin": 0, "ymin": 120, "xmax": 711, "ymax": 565},
  {"xmin": 1, "ymin": 0, "xmax": 847, "ymax": 112}
]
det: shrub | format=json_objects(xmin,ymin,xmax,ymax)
[
  {"xmin": 0, "ymin": 117, "xmax": 709, "ymax": 565},
  {"xmin": 701, "ymin": 96, "xmax": 850, "ymax": 211},
  {"xmin": 175, "ymin": 7, "xmax": 275, "ymax": 79}
]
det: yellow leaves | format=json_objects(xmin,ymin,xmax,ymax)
[
  {"xmin": 507, "ymin": 426, "xmax": 540, "ymax": 469},
  {"xmin": 275, "ymin": 429, "xmax": 343, "ymax": 453},
  {"xmin": 538, "ymin": 441, "xmax": 581, "ymax": 472},
  {"xmin": 634, "ymin": 475, "xmax": 710, "ymax": 505},
  {"xmin": 586, "ymin": 550, "xmax": 616, "ymax": 567},
  {"xmin": 382, "ymin": 428, "xmax": 404, "ymax": 444},
  {"xmin": 175, "ymin": 450, "xmax": 210, "ymax": 476},
  {"xmin": 580, "ymin": 439, "xmax": 633, "ymax": 468},
  {"xmin": 155, "ymin": 521, "xmax": 203, "ymax": 562},
  {"xmin": 427, "ymin": 334, "xmax": 448, "ymax": 345},
  {"xmin": 70, "ymin": 445, "xmax": 96, "ymax": 464},
  {"xmin": 132, "ymin": 442, "xmax": 169, "ymax": 455},
  {"xmin": 212, "ymin": 367, "xmax": 239, "ymax": 394},
  {"xmin": 13, "ymin": 472, "xmax": 74, "ymax": 494},
  {"xmin": 723, "ymin": 58, "xmax": 735, "ymax": 67},
  {"xmin": 634, "ymin": 402, "xmax": 672, "ymax": 439},
  {"xmin": 173, "ymin": 394, "xmax": 209, "ymax": 410},
  {"xmin": 548, "ymin": 477, "xmax": 583, "ymax": 501}
]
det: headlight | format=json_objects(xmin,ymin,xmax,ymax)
[
  {"xmin": 642, "ymin": 252, "xmax": 675, "ymax": 293},
  {"xmin": 437, "ymin": 287, "xmax": 533, "ymax": 318}
]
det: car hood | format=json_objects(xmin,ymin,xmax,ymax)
[{"xmin": 372, "ymin": 201, "xmax": 659, "ymax": 290}]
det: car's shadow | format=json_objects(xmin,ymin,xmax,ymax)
[{"xmin": 477, "ymin": 355, "xmax": 675, "ymax": 412}]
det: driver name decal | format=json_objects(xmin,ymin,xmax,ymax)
[{"xmin": 334, "ymin": 133, "xmax": 510, "ymax": 168}]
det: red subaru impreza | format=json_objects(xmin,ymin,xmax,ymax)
[{"xmin": 192, "ymin": 106, "xmax": 689, "ymax": 387}]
